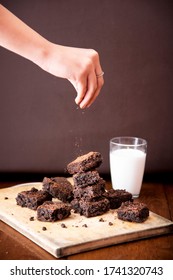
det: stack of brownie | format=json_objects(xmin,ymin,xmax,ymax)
[
  {"xmin": 67, "ymin": 151, "xmax": 134, "ymax": 217},
  {"xmin": 16, "ymin": 151, "xmax": 149, "ymax": 223},
  {"xmin": 16, "ymin": 177, "xmax": 73, "ymax": 222},
  {"xmin": 67, "ymin": 151, "xmax": 110, "ymax": 217},
  {"xmin": 36, "ymin": 176, "xmax": 74, "ymax": 221}
]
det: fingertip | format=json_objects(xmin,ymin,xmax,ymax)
[
  {"xmin": 79, "ymin": 102, "xmax": 86, "ymax": 109},
  {"xmin": 75, "ymin": 96, "xmax": 80, "ymax": 105},
  {"xmin": 75, "ymin": 94, "xmax": 86, "ymax": 108}
]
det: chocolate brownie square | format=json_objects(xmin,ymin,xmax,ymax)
[
  {"xmin": 67, "ymin": 152, "xmax": 103, "ymax": 174},
  {"xmin": 117, "ymin": 201, "xmax": 149, "ymax": 223},
  {"xmin": 77, "ymin": 197, "xmax": 110, "ymax": 217},
  {"xmin": 16, "ymin": 187, "xmax": 52, "ymax": 210},
  {"xmin": 73, "ymin": 180, "xmax": 105, "ymax": 201},
  {"xmin": 73, "ymin": 170, "xmax": 103, "ymax": 188},
  {"xmin": 103, "ymin": 189, "xmax": 133, "ymax": 209},
  {"xmin": 37, "ymin": 201, "xmax": 71, "ymax": 222},
  {"xmin": 42, "ymin": 177, "xmax": 73, "ymax": 203}
]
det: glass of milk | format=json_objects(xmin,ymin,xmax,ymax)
[{"xmin": 110, "ymin": 137, "xmax": 147, "ymax": 198}]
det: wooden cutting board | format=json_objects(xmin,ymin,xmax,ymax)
[{"xmin": 0, "ymin": 182, "xmax": 173, "ymax": 258}]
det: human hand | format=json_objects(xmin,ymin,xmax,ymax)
[
  {"xmin": 40, "ymin": 44, "xmax": 104, "ymax": 109},
  {"xmin": 0, "ymin": 5, "xmax": 104, "ymax": 108}
]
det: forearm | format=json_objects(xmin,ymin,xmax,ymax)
[{"xmin": 0, "ymin": 4, "xmax": 49, "ymax": 67}]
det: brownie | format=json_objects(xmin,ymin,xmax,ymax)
[
  {"xmin": 16, "ymin": 187, "xmax": 52, "ymax": 210},
  {"xmin": 42, "ymin": 177, "xmax": 73, "ymax": 203},
  {"xmin": 67, "ymin": 152, "xmax": 103, "ymax": 174},
  {"xmin": 73, "ymin": 170, "xmax": 102, "ymax": 188},
  {"xmin": 70, "ymin": 198, "xmax": 82, "ymax": 214},
  {"xmin": 103, "ymin": 189, "xmax": 133, "ymax": 209},
  {"xmin": 72, "ymin": 197, "xmax": 110, "ymax": 217},
  {"xmin": 73, "ymin": 180, "xmax": 105, "ymax": 201},
  {"xmin": 37, "ymin": 201, "xmax": 71, "ymax": 222},
  {"xmin": 117, "ymin": 201, "xmax": 149, "ymax": 223}
]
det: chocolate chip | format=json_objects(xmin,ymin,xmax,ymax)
[
  {"xmin": 82, "ymin": 224, "xmax": 88, "ymax": 227},
  {"xmin": 99, "ymin": 218, "xmax": 104, "ymax": 222},
  {"xmin": 109, "ymin": 222, "xmax": 113, "ymax": 226},
  {"xmin": 29, "ymin": 216, "xmax": 34, "ymax": 221},
  {"xmin": 4, "ymin": 197, "xmax": 8, "ymax": 200},
  {"xmin": 42, "ymin": 226, "xmax": 47, "ymax": 231},
  {"xmin": 61, "ymin": 223, "xmax": 67, "ymax": 228}
]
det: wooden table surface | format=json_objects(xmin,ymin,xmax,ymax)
[{"xmin": 0, "ymin": 179, "xmax": 173, "ymax": 260}]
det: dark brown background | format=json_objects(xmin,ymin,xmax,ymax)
[{"xmin": 0, "ymin": 0, "xmax": 173, "ymax": 180}]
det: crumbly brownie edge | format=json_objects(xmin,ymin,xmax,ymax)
[
  {"xmin": 117, "ymin": 202, "xmax": 149, "ymax": 223},
  {"xmin": 73, "ymin": 183, "xmax": 105, "ymax": 201},
  {"xmin": 37, "ymin": 201, "xmax": 71, "ymax": 222},
  {"xmin": 67, "ymin": 152, "xmax": 103, "ymax": 174},
  {"xmin": 16, "ymin": 188, "xmax": 52, "ymax": 210},
  {"xmin": 79, "ymin": 198, "xmax": 110, "ymax": 218},
  {"xmin": 73, "ymin": 170, "xmax": 102, "ymax": 188},
  {"xmin": 42, "ymin": 177, "xmax": 74, "ymax": 203},
  {"xmin": 103, "ymin": 189, "xmax": 133, "ymax": 209}
]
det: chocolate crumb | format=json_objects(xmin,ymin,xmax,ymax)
[
  {"xmin": 29, "ymin": 216, "xmax": 34, "ymax": 221},
  {"xmin": 61, "ymin": 223, "xmax": 67, "ymax": 228},
  {"xmin": 99, "ymin": 218, "xmax": 105, "ymax": 222},
  {"xmin": 42, "ymin": 226, "xmax": 47, "ymax": 231},
  {"xmin": 82, "ymin": 224, "xmax": 88, "ymax": 227},
  {"xmin": 109, "ymin": 222, "xmax": 113, "ymax": 226}
]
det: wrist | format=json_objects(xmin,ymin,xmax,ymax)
[
  {"xmin": 35, "ymin": 42, "xmax": 68, "ymax": 78},
  {"xmin": 32, "ymin": 39, "xmax": 52, "ymax": 71}
]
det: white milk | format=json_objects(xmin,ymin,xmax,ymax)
[{"xmin": 110, "ymin": 148, "xmax": 146, "ymax": 197}]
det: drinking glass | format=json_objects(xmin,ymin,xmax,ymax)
[{"xmin": 110, "ymin": 136, "xmax": 147, "ymax": 198}]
